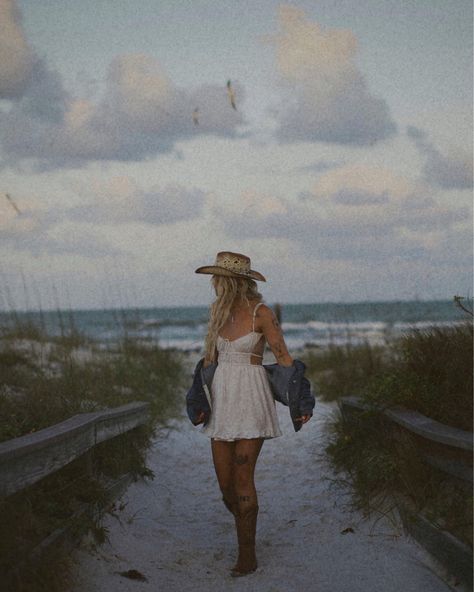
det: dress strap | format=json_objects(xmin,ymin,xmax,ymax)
[{"xmin": 252, "ymin": 302, "xmax": 264, "ymax": 332}]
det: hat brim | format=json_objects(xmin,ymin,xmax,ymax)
[{"xmin": 195, "ymin": 265, "xmax": 266, "ymax": 282}]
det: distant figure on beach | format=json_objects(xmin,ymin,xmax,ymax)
[
  {"xmin": 273, "ymin": 302, "xmax": 282, "ymax": 325},
  {"xmin": 226, "ymin": 80, "xmax": 237, "ymax": 110},
  {"xmin": 192, "ymin": 251, "xmax": 312, "ymax": 577}
]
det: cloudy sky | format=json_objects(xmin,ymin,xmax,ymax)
[{"xmin": 0, "ymin": 0, "xmax": 472, "ymax": 310}]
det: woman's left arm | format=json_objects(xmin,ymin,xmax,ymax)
[
  {"xmin": 258, "ymin": 304, "xmax": 293, "ymax": 367},
  {"xmin": 259, "ymin": 305, "xmax": 311, "ymax": 425},
  {"xmin": 296, "ymin": 414, "xmax": 311, "ymax": 424}
]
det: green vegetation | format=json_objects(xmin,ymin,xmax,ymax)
[
  {"xmin": 303, "ymin": 320, "xmax": 473, "ymax": 431},
  {"xmin": 302, "ymin": 340, "xmax": 390, "ymax": 402},
  {"xmin": 325, "ymin": 402, "xmax": 473, "ymax": 548},
  {"xmin": 305, "ymin": 313, "xmax": 473, "ymax": 549},
  {"xmin": 0, "ymin": 314, "xmax": 187, "ymax": 592},
  {"xmin": 0, "ymin": 327, "xmax": 186, "ymax": 442}
]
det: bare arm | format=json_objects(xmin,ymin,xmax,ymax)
[
  {"xmin": 259, "ymin": 306, "xmax": 311, "ymax": 423},
  {"xmin": 258, "ymin": 304, "xmax": 293, "ymax": 367}
]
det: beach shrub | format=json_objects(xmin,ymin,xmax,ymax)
[
  {"xmin": 323, "ymin": 319, "xmax": 473, "ymax": 549},
  {"xmin": 302, "ymin": 339, "xmax": 390, "ymax": 402},
  {"xmin": 325, "ymin": 405, "xmax": 473, "ymax": 548},
  {"xmin": 360, "ymin": 320, "xmax": 473, "ymax": 431},
  {"xmin": 304, "ymin": 320, "xmax": 473, "ymax": 431},
  {"xmin": 0, "ymin": 320, "xmax": 187, "ymax": 592},
  {"xmin": 0, "ymin": 330, "xmax": 186, "ymax": 442}
]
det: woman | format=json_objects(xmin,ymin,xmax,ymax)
[{"xmin": 193, "ymin": 251, "xmax": 311, "ymax": 577}]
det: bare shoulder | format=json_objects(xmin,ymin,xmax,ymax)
[
  {"xmin": 254, "ymin": 302, "xmax": 278, "ymax": 329},
  {"xmin": 254, "ymin": 302, "xmax": 273, "ymax": 318}
]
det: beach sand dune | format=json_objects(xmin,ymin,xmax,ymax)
[{"xmin": 68, "ymin": 398, "xmax": 455, "ymax": 592}]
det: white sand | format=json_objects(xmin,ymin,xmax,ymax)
[{"xmin": 68, "ymin": 395, "xmax": 459, "ymax": 592}]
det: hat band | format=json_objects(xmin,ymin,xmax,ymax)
[
  {"xmin": 215, "ymin": 254, "xmax": 250, "ymax": 275},
  {"xmin": 217, "ymin": 263, "xmax": 251, "ymax": 275}
]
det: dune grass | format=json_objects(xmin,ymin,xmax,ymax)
[
  {"xmin": 325, "ymin": 402, "xmax": 473, "ymax": 547},
  {"xmin": 360, "ymin": 321, "xmax": 473, "ymax": 430},
  {"xmin": 303, "ymin": 319, "xmax": 472, "ymax": 431},
  {"xmin": 0, "ymin": 311, "xmax": 187, "ymax": 592},
  {"xmin": 0, "ymin": 326, "xmax": 186, "ymax": 442},
  {"xmin": 313, "ymin": 313, "xmax": 473, "ymax": 549},
  {"xmin": 302, "ymin": 339, "xmax": 390, "ymax": 402}
]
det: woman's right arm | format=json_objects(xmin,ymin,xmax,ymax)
[
  {"xmin": 258, "ymin": 305, "xmax": 293, "ymax": 367},
  {"xmin": 198, "ymin": 351, "xmax": 215, "ymax": 422}
]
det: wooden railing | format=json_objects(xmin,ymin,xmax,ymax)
[
  {"xmin": 340, "ymin": 396, "xmax": 473, "ymax": 589},
  {"xmin": 340, "ymin": 396, "xmax": 472, "ymax": 484},
  {"xmin": 0, "ymin": 401, "xmax": 150, "ymax": 498}
]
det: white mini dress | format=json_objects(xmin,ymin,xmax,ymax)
[{"xmin": 201, "ymin": 302, "xmax": 283, "ymax": 441}]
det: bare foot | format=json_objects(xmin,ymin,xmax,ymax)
[{"xmin": 231, "ymin": 544, "xmax": 257, "ymax": 576}]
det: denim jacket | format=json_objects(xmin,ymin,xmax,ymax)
[{"xmin": 185, "ymin": 357, "xmax": 316, "ymax": 433}]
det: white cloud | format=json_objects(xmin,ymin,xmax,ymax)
[
  {"xmin": 38, "ymin": 221, "xmax": 126, "ymax": 259},
  {"xmin": 1, "ymin": 53, "xmax": 245, "ymax": 169},
  {"xmin": 0, "ymin": 1, "xmax": 246, "ymax": 170},
  {"xmin": 0, "ymin": 175, "xmax": 206, "ymax": 263},
  {"xmin": 407, "ymin": 126, "xmax": 473, "ymax": 189},
  {"xmin": 67, "ymin": 175, "xmax": 205, "ymax": 225},
  {"xmin": 209, "ymin": 164, "xmax": 470, "ymax": 263},
  {"xmin": 264, "ymin": 6, "xmax": 396, "ymax": 145},
  {"xmin": 0, "ymin": 0, "xmax": 35, "ymax": 98}
]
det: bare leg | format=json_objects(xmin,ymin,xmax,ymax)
[
  {"xmin": 210, "ymin": 438, "xmax": 237, "ymax": 515},
  {"xmin": 231, "ymin": 437, "xmax": 264, "ymax": 576}
]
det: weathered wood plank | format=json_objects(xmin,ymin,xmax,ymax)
[
  {"xmin": 0, "ymin": 402, "xmax": 150, "ymax": 497},
  {"xmin": 422, "ymin": 453, "xmax": 473, "ymax": 485},
  {"xmin": 95, "ymin": 404, "xmax": 151, "ymax": 444},
  {"xmin": 397, "ymin": 497, "xmax": 473, "ymax": 589},
  {"xmin": 340, "ymin": 396, "xmax": 474, "ymax": 584},
  {"xmin": 340, "ymin": 396, "xmax": 473, "ymax": 451}
]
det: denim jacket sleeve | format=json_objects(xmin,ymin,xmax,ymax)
[
  {"xmin": 185, "ymin": 358, "xmax": 211, "ymax": 426},
  {"xmin": 264, "ymin": 359, "xmax": 316, "ymax": 432},
  {"xmin": 298, "ymin": 376, "xmax": 315, "ymax": 415},
  {"xmin": 187, "ymin": 357, "xmax": 315, "ymax": 433},
  {"xmin": 263, "ymin": 363, "xmax": 295, "ymax": 404}
]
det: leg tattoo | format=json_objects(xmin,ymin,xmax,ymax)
[{"xmin": 238, "ymin": 495, "xmax": 251, "ymax": 502}]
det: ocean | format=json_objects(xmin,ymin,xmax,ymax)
[{"xmin": 0, "ymin": 299, "xmax": 469, "ymax": 353}]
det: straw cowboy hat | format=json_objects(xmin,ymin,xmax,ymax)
[{"xmin": 195, "ymin": 251, "xmax": 266, "ymax": 282}]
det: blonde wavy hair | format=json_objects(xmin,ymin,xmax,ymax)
[{"xmin": 204, "ymin": 275, "xmax": 262, "ymax": 362}]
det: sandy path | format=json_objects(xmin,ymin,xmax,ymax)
[{"xmin": 68, "ymin": 397, "xmax": 456, "ymax": 592}]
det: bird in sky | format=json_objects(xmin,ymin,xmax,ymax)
[
  {"xmin": 227, "ymin": 80, "xmax": 237, "ymax": 111},
  {"xmin": 4, "ymin": 193, "xmax": 21, "ymax": 215},
  {"xmin": 192, "ymin": 108, "xmax": 199, "ymax": 126}
]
